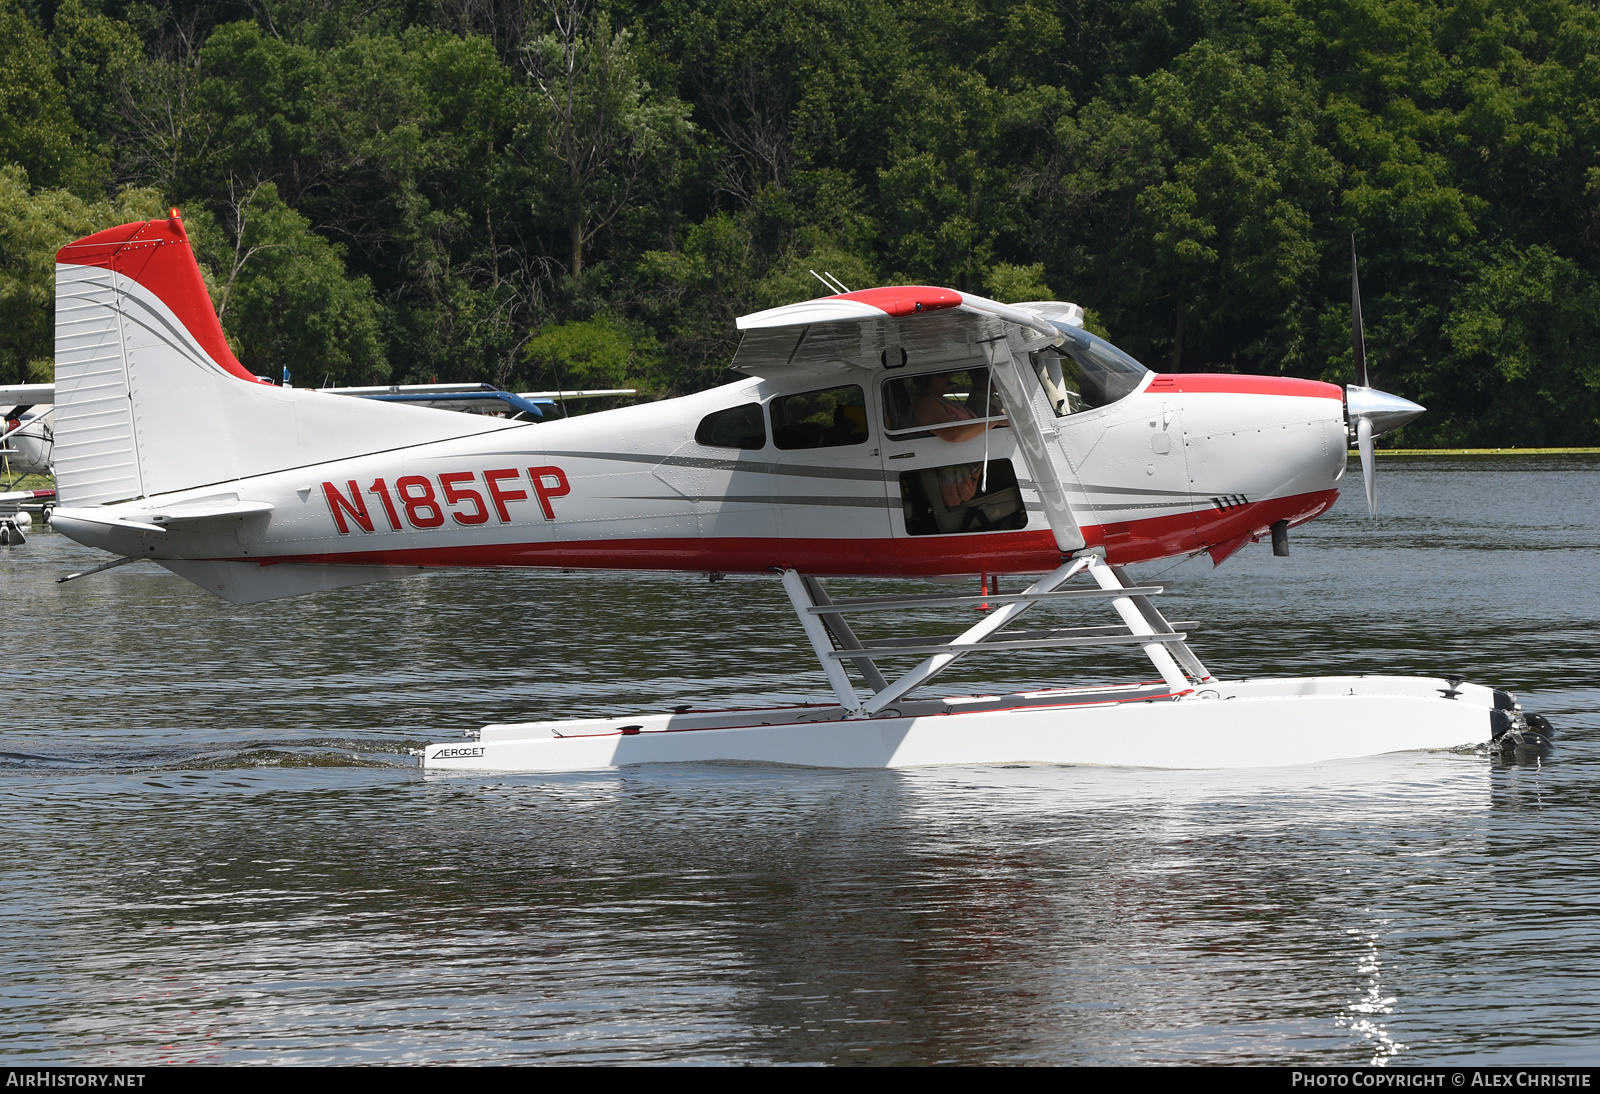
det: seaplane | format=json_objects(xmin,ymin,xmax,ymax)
[
  {"xmin": 0, "ymin": 383, "xmax": 59, "ymax": 545},
  {"xmin": 44, "ymin": 212, "xmax": 1551, "ymax": 772}
]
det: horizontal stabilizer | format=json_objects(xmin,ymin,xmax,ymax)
[
  {"xmin": 49, "ymin": 506, "xmax": 167, "ymax": 533},
  {"xmin": 50, "ymin": 496, "xmax": 273, "ymax": 536},
  {"xmin": 144, "ymin": 498, "xmax": 275, "ymax": 525}
]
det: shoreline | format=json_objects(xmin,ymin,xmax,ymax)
[{"xmin": 1353, "ymin": 447, "xmax": 1600, "ymax": 456}]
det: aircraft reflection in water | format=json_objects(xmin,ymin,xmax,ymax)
[{"xmin": 45, "ymin": 214, "xmax": 1552, "ymax": 772}]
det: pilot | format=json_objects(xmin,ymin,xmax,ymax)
[
  {"xmin": 910, "ymin": 371, "xmax": 1002, "ymax": 443},
  {"xmin": 910, "ymin": 372, "xmax": 1004, "ymax": 507}
]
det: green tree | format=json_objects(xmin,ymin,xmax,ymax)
[
  {"xmin": 1036, "ymin": 43, "xmax": 1335, "ymax": 373},
  {"xmin": 50, "ymin": 0, "xmax": 141, "ymax": 174},
  {"xmin": 0, "ymin": 0, "xmax": 98, "ymax": 194},
  {"xmin": 16, "ymin": 0, "xmax": 1600, "ymax": 443},
  {"xmin": 524, "ymin": 3, "xmax": 693, "ymax": 281},
  {"xmin": 187, "ymin": 182, "xmax": 388, "ymax": 385},
  {"xmin": 983, "ymin": 261, "xmax": 1054, "ymax": 303},
  {"xmin": 0, "ymin": 165, "xmax": 165, "ymax": 385},
  {"xmin": 523, "ymin": 316, "xmax": 655, "ymax": 391}
]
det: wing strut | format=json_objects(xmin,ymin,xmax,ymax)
[{"xmin": 983, "ymin": 336, "xmax": 1086, "ymax": 553}]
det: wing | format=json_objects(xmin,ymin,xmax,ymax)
[
  {"xmin": 319, "ymin": 384, "xmax": 638, "ymax": 418},
  {"xmin": 0, "ymin": 384, "xmax": 55, "ymax": 406},
  {"xmin": 319, "ymin": 383, "xmax": 547, "ymax": 417},
  {"xmin": 732, "ymin": 286, "xmax": 1089, "ymax": 553},
  {"xmin": 731, "ymin": 287, "xmax": 1073, "ymax": 378}
]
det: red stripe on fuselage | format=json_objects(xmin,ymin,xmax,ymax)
[
  {"xmin": 239, "ymin": 489, "xmax": 1339, "ymax": 574},
  {"xmin": 1145, "ymin": 374, "xmax": 1343, "ymax": 400},
  {"xmin": 1191, "ymin": 488, "xmax": 1337, "ymax": 553}
]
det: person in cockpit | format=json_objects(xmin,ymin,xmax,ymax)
[
  {"xmin": 910, "ymin": 371, "xmax": 999, "ymax": 442},
  {"xmin": 910, "ymin": 370, "xmax": 1006, "ymax": 506}
]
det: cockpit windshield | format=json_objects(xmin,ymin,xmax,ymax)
[{"xmin": 1033, "ymin": 325, "xmax": 1151, "ymax": 416}]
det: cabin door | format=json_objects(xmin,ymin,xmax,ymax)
[
  {"xmin": 766, "ymin": 380, "xmax": 893, "ymax": 554},
  {"xmin": 877, "ymin": 364, "xmax": 1032, "ymax": 546}
]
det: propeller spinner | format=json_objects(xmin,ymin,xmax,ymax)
[{"xmin": 1347, "ymin": 239, "xmax": 1425, "ymax": 516}]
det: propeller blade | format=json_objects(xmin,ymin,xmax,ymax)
[
  {"xmin": 1351, "ymin": 237, "xmax": 1368, "ymax": 390},
  {"xmin": 1357, "ymin": 416, "xmax": 1376, "ymax": 518}
]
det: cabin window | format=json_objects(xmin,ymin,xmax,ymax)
[
  {"xmin": 881, "ymin": 368, "xmax": 1005, "ymax": 442},
  {"xmin": 695, "ymin": 403, "xmax": 766, "ymax": 450},
  {"xmin": 770, "ymin": 385, "xmax": 869, "ymax": 449},
  {"xmin": 900, "ymin": 458, "xmax": 1028, "ymax": 536},
  {"xmin": 1034, "ymin": 329, "xmax": 1150, "ymax": 416}
]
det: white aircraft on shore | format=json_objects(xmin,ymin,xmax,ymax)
[
  {"xmin": 44, "ymin": 213, "xmax": 1548, "ymax": 772},
  {"xmin": 0, "ymin": 485, "xmax": 55, "ymax": 545},
  {"xmin": 0, "ymin": 384, "xmax": 58, "ymax": 544},
  {"xmin": 1, "ymin": 384, "xmax": 56, "ymax": 479}
]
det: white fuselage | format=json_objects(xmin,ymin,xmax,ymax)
[{"xmin": 52, "ymin": 369, "xmax": 1347, "ymax": 601}]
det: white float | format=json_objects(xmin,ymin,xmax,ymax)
[
  {"xmin": 423, "ymin": 675, "xmax": 1498, "ymax": 774},
  {"xmin": 421, "ymin": 553, "xmax": 1524, "ymax": 775}
]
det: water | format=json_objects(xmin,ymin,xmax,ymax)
[{"xmin": 2, "ymin": 455, "xmax": 1597, "ymax": 1065}]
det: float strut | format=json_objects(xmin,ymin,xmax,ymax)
[
  {"xmin": 1110, "ymin": 564, "xmax": 1213, "ymax": 683},
  {"xmin": 781, "ymin": 569, "xmax": 864, "ymax": 713},
  {"xmin": 1089, "ymin": 556, "xmax": 1192, "ymax": 693},
  {"xmin": 859, "ymin": 555, "xmax": 1092, "ymax": 715}
]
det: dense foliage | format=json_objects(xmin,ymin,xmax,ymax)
[{"xmin": 6, "ymin": 0, "xmax": 1600, "ymax": 444}]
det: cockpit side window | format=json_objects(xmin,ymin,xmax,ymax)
[
  {"xmin": 1035, "ymin": 328, "xmax": 1150, "ymax": 416},
  {"xmin": 695, "ymin": 403, "xmax": 767, "ymax": 450},
  {"xmin": 881, "ymin": 368, "xmax": 1005, "ymax": 442},
  {"xmin": 770, "ymin": 385, "xmax": 869, "ymax": 449}
]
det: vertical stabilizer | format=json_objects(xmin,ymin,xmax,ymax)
[{"xmin": 53, "ymin": 214, "xmax": 513, "ymax": 506}]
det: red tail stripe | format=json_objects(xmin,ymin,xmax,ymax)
[{"xmin": 55, "ymin": 216, "xmax": 264, "ymax": 386}]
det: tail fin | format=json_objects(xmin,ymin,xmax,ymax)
[{"xmin": 53, "ymin": 212, "xmax": 508, "ymax": 506}]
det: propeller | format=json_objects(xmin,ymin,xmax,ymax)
[{"xmin": 1347, "ymin": 239, "xmax": 1426, "ymax": 517}]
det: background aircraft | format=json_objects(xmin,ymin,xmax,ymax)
[{"xmin": 1, "ymin": 384, "xmax": 56, "ymax": 480}]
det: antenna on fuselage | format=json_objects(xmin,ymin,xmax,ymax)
[{"xmin": 809, "ymin": 270, "xmax": 851, "ymax": 295}]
